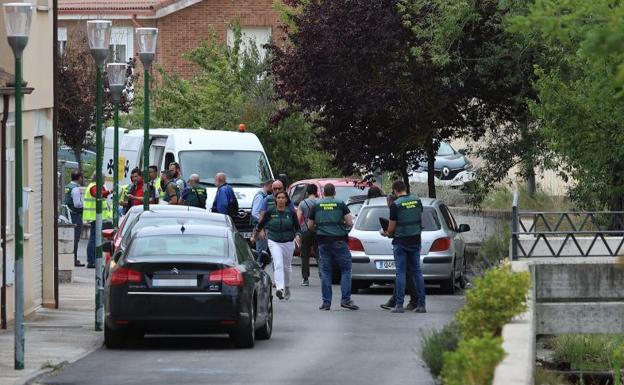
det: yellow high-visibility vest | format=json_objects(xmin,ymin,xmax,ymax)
[{"xmin": 82, "ymin": 182, "xmax": 112, "ymax": 222}]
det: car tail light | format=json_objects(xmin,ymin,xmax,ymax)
[
  {"xmin": 430, "ymin": 237, "xmax": 451, "ymax": 252},
  {"xmin": 209, "ymin": 267, "xmax": 243, "ymax": 287},
  {"xmin": 348, "ymin": 237, "xmax": 365, "ymax": 252},
  {"xmin": 110, "ymin": 267, "xmax": 143, "ymax": 286}
]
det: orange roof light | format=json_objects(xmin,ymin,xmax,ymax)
[{"xmin": 238, "ymin": 123, "xmax": 246, "ymax": 132}]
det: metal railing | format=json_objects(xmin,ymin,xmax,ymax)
[{"xmin": 511, "ymin": 191, "xmax": 624, "ymax": 259}]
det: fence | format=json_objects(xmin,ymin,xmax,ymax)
[{"xmin": 511, "ymin": 191, "xmax": 624, "ymax": 259}]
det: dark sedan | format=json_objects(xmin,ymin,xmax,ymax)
[{"xmin": 104, "ymin": 224, "xmax": 273, "ymax": 349}]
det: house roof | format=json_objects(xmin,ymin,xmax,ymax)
[{"xmin": 58, "ymin": 0, "xmax": 198, "ymax": 17}]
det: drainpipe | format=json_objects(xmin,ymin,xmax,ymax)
[
  {"xmin": 52, "ymin": 0, "xmax": 59, "ymax": 308},
  {"xmin": 131, "ymin": 14, "xmax": 143, "ymax": 28},
  {"xmin": 1, "ymin": 94, "xmax": 8, "ymax": 329}
]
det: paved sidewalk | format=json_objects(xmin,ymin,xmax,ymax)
[{"xmin": 0, "ymin": 243, "xmax": 101, "ymax": 385}]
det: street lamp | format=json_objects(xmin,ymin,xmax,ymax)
[
  {"xmin": 87, "ymin": 19, "xmax": 111, "ymax": 332},
  {"xmin": 3, "ymin": 2, "xmax": 33, "ymax": 370},
  {"xmin": 107, "ymin": 63, "xmax": 125, "ymax": 230},
  {"xmin": 136, "ymin": 27, "xmax": 158, "ymax": 211}
]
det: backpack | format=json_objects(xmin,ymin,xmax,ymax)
[{"xmin": 227, "ymin": 192, "xmax": 239, "ymax": 218}]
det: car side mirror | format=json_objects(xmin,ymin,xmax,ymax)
[
  {"xmin": 458, "ymin": 224, "xmax": 470, "ymax": 233},
  {"xmin": 259, "ymin": 250, "xmax": 272, "ymax": 269},
  {"xmin": 103, "ymin": 241, "xmax": 112, "ymax": 253},
  {"xmin": 102, "ymin": 228, "xmax": 115, "ymax": 241}
]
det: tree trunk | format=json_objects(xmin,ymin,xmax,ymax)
[
  {"xmin": 73, "ymin": 147, "xmax": 82, "ymax": 175},
  {"xmin": 400, "ymin": 163, "xmax": 410, "ymax": 195},
  {"xmin": 427, "ymin": 137, "xmax": 436, "ymax": 199},
  {"xmin": 526, "ymin": 167, "xmax": 536, "ymax": 198},
  {"xmin": 520, "ymin": 121, "xmax": 536, "ymax": 198}
]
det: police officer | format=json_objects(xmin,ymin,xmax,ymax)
[
  {"xmin": 161, "ymin": 170, "xmax": 180, "ymax": 205},
  {"xmin": 308, "ymin": 183, "xmax": 359, "ymax": 311},
  {"xmin": 383, "ymin": 180, "xmax": 426, "ymax": 313},
  {"xmin": 64, "ymin": 171, "xmax": 85, "ymax": 267},
  {"xmin": 82, "ymin": 173, "xmax": 113, "ymax": 268},
  {"xmin": 181, "ymin": 174, "xmax": 207, "ymax": 209},
  {"xmin": 168, "ymin": 161, "xmax": 187, "ymax": 193}
]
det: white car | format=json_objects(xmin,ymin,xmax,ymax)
[{"xmin": 348, "ymin": 197, "xmax": 470, "ymax": 294}]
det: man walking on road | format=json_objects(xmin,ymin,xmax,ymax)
[
  {"xmin": 297, "ymin": 184, "xmax": 320, "ymax": 286},
  {"xmin": 383, "ymin": 180, "xmax": 426, "ymax": 313},
  {"xmin": 308, "ymin": 183, "xmax": 359, "ymax": 311},
  {"xmin": 65, "ymin": 171, "xmax": 85, "ymax": 267},
  {"xmin": 211, "ymin": 172, "xmax": 238, "ymax": 216},
  {"xmin": 251, "ymin": 179, "xmax": 273, "ymax": 254}
]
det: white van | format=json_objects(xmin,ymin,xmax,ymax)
[{"xmin": 103, "ymin": 127, "xmax": 274, "ymax": 237}]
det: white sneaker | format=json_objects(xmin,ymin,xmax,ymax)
[{"xmin": 284, "ymin": 287, "xmax": 291, "ymax": 300}]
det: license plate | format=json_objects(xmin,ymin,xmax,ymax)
[
  {"xmin": 375, "ymin": 260, "xmax": 395, "ymax": 270},
  {"xmin": 241, "ymin": 232, "xmax": 253, "ymax": 239},
  {"xmin": 152, "ymin": 279, "xmax": 197, "ymax": 287}
]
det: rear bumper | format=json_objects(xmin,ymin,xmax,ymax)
[
  {"xmin": 106, "ymin": 290, "xmax": 250, "ymax": 333},
  {"xmin": 350, "ymin": 252, "xmax": 453, "ymax": 281}
]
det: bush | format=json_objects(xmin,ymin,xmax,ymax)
[
  {"xmin": 421, "ymin": 322, "xmax": 460, "ymax": 377},
  {"xmin": 440, "ymin": 334, "xmax": 505, "ymax": 385},
  {"xmin": 456, "ymin": 266, "xmax": 530, "ymax": 339},
  {"xmin": 477, "ymin": 226, "xmax": 511, "ymax": 268}
]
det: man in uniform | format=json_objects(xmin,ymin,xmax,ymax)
[
  {"xmin": 168, "ymin": 161, "xmax": 187, "ymax": 193},
  {"xmin": 181, "ymin": 174, "xmax": 207, "ymax": 208},
  {"xmin": 383, "ymin": 180, "xmax": 426, "ymax": 313},
  {"xmin": 161, "ymin": 170, "xmax": 180, "ymax": 205},
  {"xmin": 308, "ymin": 183, "xmax": 359, "ymax": 311},
  {"xmin": 65, "ymin": 171, "xmax": 85, "ymax": 266},
  {"xmin": 83, "ymin": 173, "xmax": 113, "ymax": 268}
]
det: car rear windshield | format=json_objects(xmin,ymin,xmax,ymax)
[
  {"xmin": 122, "ymin": 217, "xmax": 224, "ymax": 245},
  {"xmin": 355, "ymin": 206, "xmax": 441, "ymax": 231},
  {"xmin": 127, "ymin": 235, "xmax": 227, "ymax": 259},
  {"xmin": 335, "ymin": 186, "xmax": 370, "ymax": 203}
]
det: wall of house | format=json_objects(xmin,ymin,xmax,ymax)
[{"xmin": 0, "ymin": 0, "xmax": 56, "ymax": 323}]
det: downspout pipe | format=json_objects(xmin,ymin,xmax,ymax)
[
  {"xmin": 53, "ymin": 0, "xmax": 59, "ymax": 309},
  {"xmin": 1, "ymin": 94, "xmax": 8, "ymax": 329}
]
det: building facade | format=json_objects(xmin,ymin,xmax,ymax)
[
  {"xmin": 58, "ymin": 0, "xmax": 281, "ymax": 78},
  {"xmin": 1, "ymin": 0, "xmax": 57, "ymax": 327}
]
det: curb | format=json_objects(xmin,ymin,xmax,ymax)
[{"xmin": 19, "ymin": 336, "xmax": 102, "ymax": 385}]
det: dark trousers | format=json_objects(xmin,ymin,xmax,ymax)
[
  {"xmin": 386, "ymin": 252, "xmax": 420, "ymax": 307},
  {"xmin": 70, "ymin": 212, "xmax": 83, "ymax": 263},
  {"xmin": 87, "ymin": 222, "xmax": 96, "ymax": 267},
  {"xmin": 300, "ymin": 230, "xmax": 319, "ymax": 280}
]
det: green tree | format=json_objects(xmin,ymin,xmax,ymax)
[
  {"xmin": 124, "ymin": 24, "xmax": 335, "ymax": 181},
  {"xmin": 511, "ymin": 1, "xmax": 624, "ymax": 220}
]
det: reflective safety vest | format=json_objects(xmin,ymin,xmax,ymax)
[
  {"xmin": 162, "ymin": 181, "xmax": 180, "ymax": 203},
  {"xmin": 394, "ymin": 194, "xmax": 423, "ymax": 238},
  {"xmin": 64, "ymin": 181, "xmax": 81, "ymax": 213},
  {"xmin": 119, "ymin": 184, "xmax": 130, "ymax": 204},
  {"xmin": 82, "ymin": 182, "xmax": 112, "ymax": 222},
  {"xmin": 185, "ymin": 186, "xmax": 207, "ymax": 209},
  {"xmin": 313, "ymin": 198, "xmax": 348, "ymax": 238},
  {"xmin": 154, "ymin": 177, "xmax": 165, "ymax": 200}
]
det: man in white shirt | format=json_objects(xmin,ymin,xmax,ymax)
[{"xmin": 64, "ymin": 171, "xmax": 85, "ymax": 266}]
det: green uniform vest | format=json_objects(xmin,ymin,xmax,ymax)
[
  {"xmin": 186, "ymin": 186, "xmax": 207, "ymax": 209},
  {"xmin": 263, "ymin": 208, "xmax": 297, "ymax": 242},
  {"xmin": 265, "ymin": 195, "xmax": 276, "ymax": 211},
  {"xmin": 64, "ymin": 181, "xmax": 81, "ymax": 213},
  {"xmin": 313, "ymin": 198, "xmax": 348, "ymax": 238},
  {"xmin": 162, "ymin": 181, "xmax": 180, "ymax": 203},
  {"xmin": 394, "ymin": 194, "xmax": 423, "ymax": 238},
  {"xmin": 82, "ymin": 182, "xmax": 112, "ymax": 222}
]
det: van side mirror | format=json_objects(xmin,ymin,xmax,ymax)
[
  {"xmin": 259, "ymin": 251, "xmax": 272, "ymax": 269},
  {"xmin": 102, "ymin": 228, "xmax": 115, "ymax": 241},
  {"xmin": 458, "ymin": 224, "xmax": 470, "ymax": 233}
]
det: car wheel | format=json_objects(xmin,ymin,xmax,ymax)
[
  {"xmin": 440, "ymin": 259, "xmax": 456, "ymax": 295},
  {"xmin": 351, "ymin": 280, "xmax": 368, "ymax": 293},
  {"xmin": 104, "ymin": 323, "xmax": 126, "ymax": 349},
  {"xmin": 256, "ymin": 296, "xmax": 273, "ymax": 340},
  {"xmin": 231, "ymin": 301, "xmax": 255, "ymax": 348}
]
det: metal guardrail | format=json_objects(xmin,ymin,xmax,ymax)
[{"xmin": 511, "ymin": 191, "xmax": 624, "ymax": 259}]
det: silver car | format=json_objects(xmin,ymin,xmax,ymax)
[{"xmin": 348, "ymin": 197, "xmax": 470, "ymax": 294}]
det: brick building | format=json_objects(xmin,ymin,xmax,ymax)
[{"xmin": 58, "ymin": 0, "xmax": 281, "ymax": 77}]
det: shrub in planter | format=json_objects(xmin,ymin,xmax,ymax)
[
  {"xmin": 440, "ymin": 334, "xmax": 505, "ymax": 385},
  {"xmin": 456, "ymin": 265, "xmax": 530, "ymax": 339},
  {"xmin": 421, "ymin": 322, "xmax": 460, "ymax": 377}
]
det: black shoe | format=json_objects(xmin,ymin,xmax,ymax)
[
  {"xmin": 414, "ymin": 306, "xmax": 427, "ymax": 313},
  {"xmin": 301, "ymin": 279, "xmax": 309, "ymax": 286},
  {"xmin": 74, "ymin": 261, "xmax": 85, "ymax": 267},
  {"xmin": 405, "ymin": 302, "xmax": 417, "ymax": 311},
  {"xmin": 276, "ymin": 289, "xmax": 284, "ymax": 300},
  {"xmin": 340, "ymin": 301, "xmax": 359, "ymax": 311},
  {"xmin": 319, "ymin": 302, "xmax": 330, "ymax": 311},
  {"xmin": 86, "ymin": 264, "xmax": 95, "ymax": 269},
  {"xmin": 380, "ymin": 302, "xmax": 394, "ymax": 310},
  {"xmin": 391, "ymin": 306, "xmax": 405, "ymax": 313}
]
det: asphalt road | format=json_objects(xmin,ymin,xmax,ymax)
[{"xmin": 36, "ymin": 265, "xmax": 464, "ymax": 385}]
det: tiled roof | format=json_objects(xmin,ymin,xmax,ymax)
[{"xmin": 58, "ymin": 0, "xmax": 180, "ymax": 15}]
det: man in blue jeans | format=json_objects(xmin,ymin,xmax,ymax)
[
  {"xmin": 308, "ymin": 183, "xmax": 359, "ymax": 311},
  {"xmin": 383, "ymin": 180, "xmax": 426, "ymax": 313}
]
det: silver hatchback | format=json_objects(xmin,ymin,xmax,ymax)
[{"xmin": 348, "ymin": 197, "xmax": 470, "ymax": 294}]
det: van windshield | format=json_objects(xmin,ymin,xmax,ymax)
[{"xmin": 179, "ymin": 150, "xmax": 272, "ymax": 186}]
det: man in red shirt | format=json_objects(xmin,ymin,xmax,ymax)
[{"xmin": 126, "ymin": 168, "xmax": 145, "ymax": 209}]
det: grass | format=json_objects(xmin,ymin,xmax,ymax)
[
  {"xmin": 534, "ymin": 367, "xmax": 568, "ymax": 385},
  {"xmin": 548, "ymin": 334, "xmax": 624, "ymax": 372},
  {"xmin": 481, "ymin": 184, "xmax": 571, "ymax": 211},
  {"xmin": 420, "ymin": 322, "xmax": 460, "ymax": 378}
]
